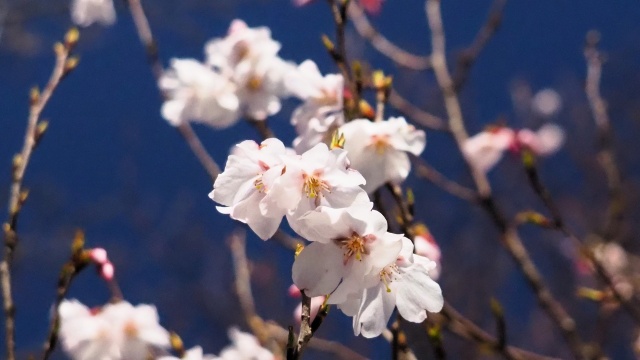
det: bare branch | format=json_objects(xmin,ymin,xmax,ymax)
[
  {"xmin": 388, "ymin": 90, "xmax": 448, "ymax": 131},
  {"xmin": 348, "ymin": 2, "xmax": 431, "ymax": 70},
  {"xmin": 1, "ymin": 29, "xmax": 78, "ymax": 360}
]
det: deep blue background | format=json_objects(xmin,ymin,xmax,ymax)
[{"xmin": 1, "ymin": 0, "xmax": 640, "ymax": 358}]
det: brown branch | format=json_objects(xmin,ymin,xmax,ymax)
[
  {"xmin": 1, "ymin": 29, "xmax": 78, "ymax": 360},
  {"xmin": 583, "ymin": 31, "xmax": 624, "ymax": 241},
  {"xmin": 437, "ymin": 302, "xmax": 560, "ymax": 360},
  {"xmin": 410, "ymin": 155, "xmax": 479, "ymax": 202},
  {"xmin": 125, "ymin": 0, "xmax": 221, "ymax": 182},
  {"xmin": 451, "ymin": 0, "xmax": 508, "ymax": 91},
  {"xmin": 388, "ymin": 90, "xmax": 448, "ymax": 131},
  {"xmin": 424, "ymin": 1, "xmax": 587, "ymax": 357},
  {"xmin": 348, "ymin": 2, "xmax": 431, "ymax": 70}
]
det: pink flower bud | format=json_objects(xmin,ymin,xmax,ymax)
[
  {"xmin": 89, "ymin": 248, "xmax": 109, "ymax": 265},
  {"xmin": 100, "ymin": 262, "xmax": 115, "ymax": 281},
  {"xmin": 288, "ymin": 284, "xmax": 301, "ymax": 298}
]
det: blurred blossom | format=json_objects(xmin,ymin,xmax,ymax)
[
  {"xmin": 217, "ymin": 328, "xmax": 273, "ymax": 360},
  {"xmin": 70, "ymin": 0, "xmax": 116, "ymax": 27},
  {"xmin": 532, "ymin": 88, "xmax": 562, "ymax": 118},
  {"xmin": 339, "ymin": 117, "xmax": 426, "ymax": 193},
  {"xmin": 286, "ymin": 60, "xmax": 345, "ymax": 153},
  {"xmin": 159, "ymin": 59, "xmax": 239, "ymax": 128},
  {"xmin": 205, "ymin": 19, "xmax": 294, "ymax": 120},
  {"xmin": 58, "ymin": 299, "xmax": 170, "ymax": 360},
  {"xmin": 157, "ymin": 346, "xmax": 216, "ymax": 360},
  {"xmin": 463, "ymin": 124, "xmax": 565, "ymax": 173},
  {"xmin": 413, "ymin": 225, "xmax": 442, "ymax": 279}
]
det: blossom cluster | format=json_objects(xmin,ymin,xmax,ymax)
[{"xmin": 58, "ymin": 299, "xmax": 272, "ymax": 360}]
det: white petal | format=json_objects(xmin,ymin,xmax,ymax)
[{"xmin": 292, "ymin": 242, "xmax": 344, "ymax": 297}]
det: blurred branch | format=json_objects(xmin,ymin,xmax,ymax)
[
  {"xmin": 523, "ymin": 155, "xmax": 640, "ymax": 325},
  {"xmin": 583, "ymin": 31, "xmax": 624, "ymax": 241},
  {"xmin": 348, "ymin": 2, "xmax": 431, "ymax": 70},
  {"xmin": 424, "ymin": 1, "xmax": 588, "ymax": 357},
  {"xmin": 1, "ymin": 29, "xmax": 78, "ymax": 360},
  {"xmin": 410, "ymin": 155, "xmax": 479, "ymax": 202},
  {"xmin": 125, "ymin": 0, "xmax": 220, "ymax": 182},
  {"xmin": 451, "ymin": 0, "xmax": 508, "ymax": 91},
  {"xmin": 437, "ymin": 302, "xmax": 560, "ymax": 360},
  {"xmin": 389, "ymin": 89, "xmax": 448, "ymax": 131}
]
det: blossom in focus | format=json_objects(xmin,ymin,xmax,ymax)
[
  {"xmin": 217, "ymin": 328, "xmax": 274, "ymax": 360},
  {"xmin": 463, "ymin": 124, "xmax": 564, "ymax": 173},
  {"xmin": 205, "ymin": 20, "xmax": 294, "ymax": 120},
  {"xmin": 58, "ymin": 299, "xmax": 170, "ymax": 360},
  {"xmin": 159, "ymin": 59, "xmax": 239, "ymax": 128},
  {"xmin": 209, "ymin": 138, "xmax": 290, "ymax": 240},
  {"xmin": 339, "ymin": 117, "xmax": 426, "ymax": 193},
  {"xmin": 292, "ymin": 204, "xmax": 403, "ymax": 304},
  {"xmin": 70, "ymin": 0, "xmax": 116, "ymax": 27},
  {"xmin": 157, "ymin": 346, "xmax": 217, "ymax": 360},
  {"xmin": 341, "ymin": 237, "xmax": 443, "ymax": 338},
  {"xmin": 286, "ymin": 60, "xmax": 344, "ymax": 153}
]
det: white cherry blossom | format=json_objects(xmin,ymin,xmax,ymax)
[
  {"xmin": 217, "ymin": 328, "xmax": 273, "ymax": 360},
  {"xmin": 286, "ymin": 60, "xmax": 344, "ymax": 153},
  {"xmin": 292, "ymin": 205, "xmax": 403, "ymax": 304},
  {"xmin": 70, "ymin": 0, "xmax": 116, "ymax": 27},
  {"xmin": 157, "ymin": 346, "xmax": 217, "ymax": 360},
  {"xmin": 210, "ymin": 138, "xmax": 291, "ymax": 240},
  {"xmin": 413, "ymin": 225, "xmax": 442, "ymax": 279},
  {"xmin": 463, "ymin": 124, "xmax": 565, "ymax": 173},
  {"xmin": 339, "ymin": 117, "xmax": 426, "ymax": 193},
  {"xmin": 159, "ymin": 59, "xmax": 239, "ymax": 128},
  {"xmin": 346, "ymin": 238, "xmax": 443, "ymax": 338},
  {"xmin": 205, "ymin": 20, "xmax": 294, "ymax": 120},
  {"xmin": 58, "ymin": 299, "xmax": 170, "ymax": 360}
]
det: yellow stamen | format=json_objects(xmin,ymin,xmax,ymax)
[
  {"xmin": 337, "ymin": 232, "xmax": 368, "ymax": 264},
  {"xmin": 302, "ymin": 173, "xmax": 330, "ymax": 199}
]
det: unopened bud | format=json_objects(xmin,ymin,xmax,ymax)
[
  {"xmin": 65, "ymin": 28, "xmax": 80, "ymax": 48},
  {"xmin": 34, "ymin": 121, "xmax": 49, "ymax": 144},
  {"xmin": 100, "ymin": 262, "xmax": 115, "ymax": 281},
  {"xmin": 64, "ymin": 57, "xmax": 80, "ymax": 73},
  {"xmin": 295, "ymin": 243, "xmax": 304, "ymax": 257},
  {"xmin": 359, "ymin": 100, "xmax": 375, "ymax": 119},
  {"xmin": 89, "ymin": 248, "xmax": 109, "ymax": 265},
  {"xmin": 321, "ymin": 35, "xmax": 335, "ymax": 52},
  {"xmin": 30, "ymin": 87, "xmax": 40, "ymax": 105},
  {"xmin": 577, "ymin": 287, "xmax": 605, "ymax": 302},
  {"xmin": 372, "ymin": 70, "xmax": 385, "ymax": 89},
  {"xmin": 169, "ymin": 332, "xmax": 185, "ymax": 356},
  {"xmin": 71, "ymin": 230, "xmax": 85, "ymax": 253},
  {"xmin": 53, "ymin": 42, "xmax": 65, "ymax": 56}
]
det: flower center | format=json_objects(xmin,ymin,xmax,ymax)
[
  {"xmin": 302, "ymin": 173, "xmax": 330, "ymax": 199},
  {"xmin": 337, "ymin": 232, "xmax": 370, "ymax": 264},
  {"xmin": 247, "ymin": 75, "xmax": 263, "ymax": 92},
  {"xmin": 254, "ymin": 176, "xmax": 266, "ymax": 192},
  {"xmin": 123, "ymin": 320, "xmax": 139, "ymax": 338},
  {"xmin": 370, "ymin": 134, "xmax": 390, "ymax": 154},
  {"xmin": 380, "ymin": 264, "xmax": 399, "ymax": 292}
]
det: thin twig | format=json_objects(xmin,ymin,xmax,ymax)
[
  {"xmin": 125, "ymin": 0, "xmax": 221, "ymax": 182},
  {"xmin": 410, "ymin": 155, "xmax": 479, "ymax": 202},
  {"xmin": 388, "ymin": 90, "xmax": 448, "ymax": 131},
  {"xmin": 348, "ymin": 1, "xmax": 431, "ymax": 70},
  {"xmin": 438, "ymin": 302, "xmax": 560, "ymax": 360},
  {"xmin": 451, "ymin": 0, "xmax": 508, "ymax": 91},
  {"xmin": 1, "ymin": 31, "xmax": 78, "ymax": 360},
  {"xmin": 424, "ymin": 1, "xmax": 587, "ymax": 357},
  {"xmin": 583, "ymin": 31, "xmax": 624, "ymax": 241},
  {"xmin": 523, "ymin": 156, "xmax": 640, "ymax": 325}
]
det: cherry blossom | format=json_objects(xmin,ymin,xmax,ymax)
[
  {"xmin": 70, "ymin": 0, "xmax": 116, "ymax": 27},
  {"xmin": 205, "ymin": 20, "xmax": 294, "ymax": 120},
  {"xmin": 343, "ymin": 238, "xmax": 443, "ymax": 338},
  {"xmin": 293, "ymin": 0, "xmax": 385, "ymax": 15},
  {"xmin": 217, "ymin": 328, "xmax": 274, "ymax": 360},
  {"xmin": 413, "ymin": 225, "xmax": 442, "ymax": 279},
  {"xmin": 159, "ymin": 59, "xmax": 239, "ymax": 128},
  {"xmin": 58, "ymin": 299, "xmax": 170, "ymax": 360},
  {"xmin": 292, "ymin": 205, "xmax": 403, "ymax": 304},
  {"xmin": 286, "ymin": 60, "xmax": 344, "ymax": 153},
  {"xmin": 463, "ymin": 124, "xmax": 565, "ymax": 173},
  {"xmin": 209, "ymin": 138, "xmax": 291, "ymax": 240},
  {"xmin": 339, "ymin": 117, "xmax": 426, "ymax": 193},
  {"xmin": 157, "ymin": 346, "xmax": 217, "ymax": 360},
  {"xmin": 532, "ymin": 88, "xmax": 562, "ymax": 118}
]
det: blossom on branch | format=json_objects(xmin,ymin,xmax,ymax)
[
  {"xmin": 58, "ymin": 299, "xmax": 170, "ymax": 360},
  {"xmin": 462, "ymin": 124, "xmax": 565, "ymax": 173},
  {"xmin": 339, "ymin": 117, "xmax": 426, "ymax": 193},
  {"xmin": 159, "ymin": 59, "xmax": 239, "ymax": 128},
  {"xmin": 157, "ymin": 346, "xmax": 217, "ymax": 360},
  {"xmin": 217, "ymin": 328, "xmax": 274, "ymax": 360},
  {"xmin": 70, "ymin": 0, "xmax": 116, "ymax": 27}
]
